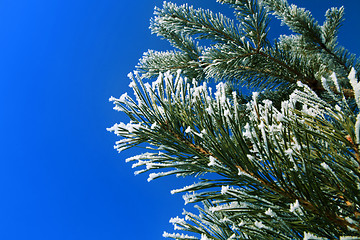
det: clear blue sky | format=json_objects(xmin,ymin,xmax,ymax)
[{"xmin": 0, "ymin": 0, "xmax": 359, "ymax": 239}]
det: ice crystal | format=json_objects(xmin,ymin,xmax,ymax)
[
  {"xmin": 221, "ymin": 185, "xmax": 229, "ymax": 195},
  {"xmin": 162, "ymin": 232, "xmax": 197, "ymax": 239},
  {"xmin": 265, "ymin": 208, "xmax": 276, "ymax": 217},
  {"xmin": 290, "ymin": 199, "xmax": 300, "ymax": 213},
  {"xmin": 254, "ymin": 221, "xmax": 265, "ymax": 229},
  {"xmin": 303, "ymin": 232, "xmax": 326, "ymax": 240},
  {"xmin": 208, "ymin": 156, "xmax": 217, "ymax": 166}
]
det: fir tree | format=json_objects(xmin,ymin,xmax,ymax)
[{"xmin": 108, "ymin": 0, "xmax": 360, "ymax": 239}]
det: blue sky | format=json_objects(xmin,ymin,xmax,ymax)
[{"xmin": 0, "ymin": 0, "xmax": 359, "ymax": 239}]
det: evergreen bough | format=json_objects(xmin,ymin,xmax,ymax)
[{"xmin": 108, "ymin": 0, "xmax": 360, "ymax": 239}]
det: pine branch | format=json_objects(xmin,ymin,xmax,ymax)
[
  {"xmin": 109, "ymin": 1, "xmax": 360, "ymax": 238},
  {"xmin": 139, "ymin": 1, "xmax": 358, "ymax": 99},
  {"xmin": 262, "ymin": 0, "xmax": 360, "ymax": 91},
  {"xmin": 137, "ymin": 50, "xmax": 205, "ymax": 80},
  {"xmin": 217, "ymin": 0, "xmax": 271, "ymax": 50},
  {"xmin": 109, "ymin": 70, "xmax": 360, "ymax": 238},
  {"xmin": 322, "ymin": 7, "xmax": 344, "ymax": 50},
  {"xmin": 152, "ymin": 2, "xmax": 244, "ymax": 45}
]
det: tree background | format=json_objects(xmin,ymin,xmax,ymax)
[{"xmin": 0, "ymin": 0, "xmax": 359, "ymax": 239}]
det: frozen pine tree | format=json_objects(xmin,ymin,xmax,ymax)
[{"xmin": 108, "ymin": 0, "xmax": 360, "ymax": 239}]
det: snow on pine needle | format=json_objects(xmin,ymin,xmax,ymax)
[{"xmin": 108, "ymin": 70, "xmax": 360, "ymax": 239}]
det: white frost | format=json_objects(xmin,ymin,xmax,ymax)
[
  {"xmin": 221, "ymin": 185, "xmax": 229, "ymax": 195},
  {"xmin": 290, "ymin": 199, "xmax": 300, "ymax": 213},
  {"xmin": 254, "ymin": 221, "xmax": 265, "ymax": 229},
  {"xmin": 285, "ymin": 148, "xmax": 294, "ymax": 157},
  {"xmin": 151, "ymin": 122, "xmax": 158, "ymax": 130},
  {"xmin": 265, "ymin": 208, "xmax": 276, "ymax": 217},
  {"xmin": 162, "ymin": 232, "xmax": 197, "ymax": 239},
  {"xmin": 185, "ymin": 126, "xmax": 192, "ymax": 133},
  {"xmin": 340, "ymin": 236, "xmax": 360, "ymax": 240},
  {"xmin": 169, "ymin": 216, "xmax": 186, "ymax": 225},
  {"xmin": 320, "ymin": 162, "xmax": 330, "ymax": 171},
  {"xmin": 200, "ymin": 234, "xmax": 213, "ymax": 240},
  {"xmin": 303, "ymin": 232, "xmax": 326, "ymax": 240},
  {"xmin": 208, "ymin": 156, "xmax": 217, "ymax": 166}
]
